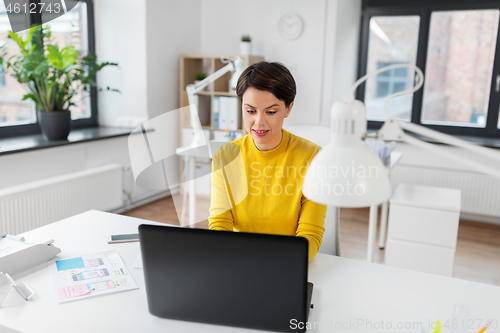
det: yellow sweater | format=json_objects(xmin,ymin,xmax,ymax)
[{"xmin": 208, "ymin": 129, "xmax": 327, "ymax": 261}]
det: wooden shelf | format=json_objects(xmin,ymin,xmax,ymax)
[
  {"xmin": 195, "ymin": 91, "xmax": 212, "ymax": 96},
  {"xmin": 213, "ymin": 92, "xmax": 237, "ymax": 97}
]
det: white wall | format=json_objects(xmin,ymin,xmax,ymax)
[
  {"xmin": 321, "ymin": 0, "xmax": 361, "ymax": 125},
  {"xmin": 145, "ymin": 0, "xmax": 202, "ymax": 188},
  {"xmin": 94, "ymin": 0, "xmax": 149, "ymax": 127},
  {"xmin": 146, "ymin": 0, "xmax": 201, "ymax": 119}
]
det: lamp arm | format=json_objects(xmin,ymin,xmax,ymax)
[
  {"xmin": 188, "ymin": 61, "xmax": 236, "ymax": 95},
  {"xmin": 400, "ymin": 121, "xmax": 500, "ymax": 164},
  {"xmin": 379, "ymin": 118, "xmax": 500, "ymax": 179},
  {"xmin": 348, "ymin": 64, "xmax": 424, "ymax": 102},
  {"xmin": 184, "ymin": 57, "xmax": 242, "ymax": 151}
]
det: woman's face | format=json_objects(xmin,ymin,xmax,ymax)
[{"xmin": 242, "ymin": 87, "xmax": 293, "ymax": 151}]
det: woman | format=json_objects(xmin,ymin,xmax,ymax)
[{"xmin": 208, "ymin": 61, "xmax": 327, "ymax": 261}]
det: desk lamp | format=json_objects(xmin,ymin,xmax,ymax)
[
  {"xmin": 181, "ymin": 56, "xmax": 245, "ymax": 154},
  {"xmin": 303, "ymin": 64, "xmax": 500, "ymax": 260},
  {"xmin": 176, "ymin": 57, "xmax": 245, "ymax": 227}
]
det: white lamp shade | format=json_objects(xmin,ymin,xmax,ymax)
[
  {"xmin": 303, "ymin": 142, "xmax": 391, "ymax": 207},
  {"xmin": 302, "ymin": 99, "xmax": 391, "ymax": 207}
]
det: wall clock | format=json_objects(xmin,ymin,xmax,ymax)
[{"xmin": 278, "ymin": 13, "xmax": 304, "ymax": 41}]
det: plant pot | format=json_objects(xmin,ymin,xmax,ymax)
[
  {"xmin": 37, "ymin": 110, "xmax": 72, "ymax": 141},
  {"xmin": 240, "ymin": 41, "xmax": 252, "ymax": 55}
]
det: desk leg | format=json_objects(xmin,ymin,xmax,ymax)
[
  {"xmin": 367, "ymin": 204, "xmax": 378, "ymax": 262},
  {"xmin": 378, "ymin": 201, "xmax": 389, "ymax": 249},
  {"xmin": 189, "ymin": 156, "xmax": 196, "ymax": 228}
]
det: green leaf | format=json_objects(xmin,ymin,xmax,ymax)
[
  {"xmin": 82, "ymin": 54, "xmax": 97, "ymax": 64},
  {"xmin": 22, "ymin": 93, "xmax": 39, "ymax": 103},
  {"xmin": 30, "ymin": 26, "xmax": 44, "ymax": 53},
  {"xmin": 7, "ymin": 31, "xmax": 28, "ymax": 55},
  {"xmin": 46, "ymin": 44, "xmax": 63, "ymax": 69},
  {"xmin": 22, "ymin": 50, "xmax": 46, "ymax": 72},
  {"xmin": 26, "ymin": 27, "xmax": 34, "ymax": 44},
  {"xmin": 61, "ymin": 46, "xmax": 78, "ymax": 69}
]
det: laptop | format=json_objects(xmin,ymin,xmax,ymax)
[{"xmin": 139, "ymin": 224, "xmax": 313, "ymax": 333}]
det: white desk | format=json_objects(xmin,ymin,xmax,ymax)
[{"xmin": 1, "ymin": 210, "xmax": 499, "ymax": 333}]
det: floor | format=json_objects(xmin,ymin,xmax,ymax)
[{"xmin": 121, "ymin": 195, "xmax": 500, "ymax": 287}]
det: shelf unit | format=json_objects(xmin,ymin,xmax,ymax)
[{"xmin": 179, "ymin": 54, "xmax": 264, "ymax": 146}]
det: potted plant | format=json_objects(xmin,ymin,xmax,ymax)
[
  {"xmin": 194, "ymin": 71, "xmax": 207, "ymax": 87},
  {"xmin": 240, "ymin": 35, "xmax": 251, "ymax": 55},
  {"xmin": 0, "ymin": 25, "xmax": 118, "ymax": 140}
]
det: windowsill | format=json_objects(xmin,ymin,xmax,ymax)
[
  {"xmin": 367, "ymin": 129, "xmax": 500, "ymax": 149},
  {"xmin": 0, "ymin": 126, "xmax": 138, "ymax": 156}
]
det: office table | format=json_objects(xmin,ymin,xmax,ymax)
[{"xmin": 1, "ymin": 210, "xmax": 499, "ymax": 333}]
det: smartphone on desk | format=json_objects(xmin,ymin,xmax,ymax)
[{"xmin": 106, "ymin": 233, "xmax": 140, "ymax": 244}]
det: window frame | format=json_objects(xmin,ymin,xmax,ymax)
[
  {"xmin": 359, "ymin": 0, "xmax": 500, "ymax": 138},
  {"xmin": 0, "ymin": 0, "xmax": 97, "ymax": 139}
]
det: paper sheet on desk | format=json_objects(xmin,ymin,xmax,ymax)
[{"xmin": 48, "ymin": 250, "xmax": 138, "ymax": 303}]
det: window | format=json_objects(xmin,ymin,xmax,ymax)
[
  {"xmin": 364, "ymin": 16, "xmax": 420, "ymax": 122},
  {"xmin": 43, "ymin": 0, "xmax": 91, "ymax": 120},
  {"xmin": 376, "ymin": 62, "xmax": 409, "ymax": 98},
  {"xmin": 0, "ymin": 0, "xmax": 96, "ymax": 138},
  {"xmin": 359, "ymin": 1, "xmax": 500, "ymax": 138},
  {"xmin": 0, "ymin": 5, "xmax": 35, "ymax": 128},
  {"xmin": 422, "ymin": 10, "xmax": 499, "ymax": 128},
  {"xmin": 0, "ymin": 66, "xmax": 6, "ymax": 89}
]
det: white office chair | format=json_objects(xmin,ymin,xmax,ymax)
[{"xmin": 284, "ymin": 123, "xmax": 340, "ymax": 256}]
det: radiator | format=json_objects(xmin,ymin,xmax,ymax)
[
  {"xmin": 0, "ymin": 164, "xmax": 123, "ymax": 235},
  {"xmin": 391, "ymin": 164, "xmax": 500, "ymax": 220}
]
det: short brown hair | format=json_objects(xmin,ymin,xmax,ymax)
[{"xmin": 236, "ymin": 61, "xmax": 296, "ymax": 108}]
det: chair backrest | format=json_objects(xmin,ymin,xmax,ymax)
[{"xmin": 284, "ymin": 123, "xmax": 340, "ymax": 256}]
